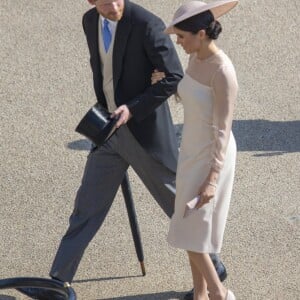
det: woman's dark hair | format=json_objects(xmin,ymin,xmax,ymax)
[{"xmin": 174, "ymin": 10, "xmax": 222, "ymax": 40}]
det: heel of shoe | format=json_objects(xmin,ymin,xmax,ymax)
[{"xmin": 226, "ymin": 289, "xmax": 236, "ymax": 300}]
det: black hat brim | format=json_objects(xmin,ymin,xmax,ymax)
[{"xmin": 75, "ymin": 104, "xmax": 119, "ymax": 147}]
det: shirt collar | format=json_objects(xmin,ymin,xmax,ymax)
[{"xmin": 100, "ymin": 16, "xmax": 117, "ymax": 33}]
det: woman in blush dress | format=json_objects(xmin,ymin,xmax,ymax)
[{"xmin": 162, "ymin": 1, "xmax": 239, "ymax": 299}]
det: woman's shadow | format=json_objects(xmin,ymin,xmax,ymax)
[{"xmin": 174, "ymin": 119, "xmax": 300, "ymax": 157}]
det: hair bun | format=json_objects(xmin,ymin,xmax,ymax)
[{"xmin": 206, "ymin": 20, "xmax": 222, "ymax": 40}]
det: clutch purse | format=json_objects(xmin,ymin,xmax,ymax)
[{"xmin": 183, "ymin": 195, "xmax": 201, "ymax": 218}]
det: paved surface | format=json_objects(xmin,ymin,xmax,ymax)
[{"xmin": 0, "ymin": 0, "xmax": 299, "ymax": 299}]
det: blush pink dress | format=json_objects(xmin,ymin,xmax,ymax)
[{"xmin": 167, "ymin": 50, "xmax": 238, "ymax": 253}]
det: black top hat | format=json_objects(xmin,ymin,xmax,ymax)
[{"xmin": 75, "ymin": 103, "xmax": 119, "ymax": 147}]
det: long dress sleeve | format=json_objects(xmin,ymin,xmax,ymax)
[{"xmin": 210, "ymin": 64, "xmax": 238, "ymax": 172}]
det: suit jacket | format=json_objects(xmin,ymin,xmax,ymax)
[{"xmin": 82, "ymin": 0, "xmax": 183, "ymax": 172}]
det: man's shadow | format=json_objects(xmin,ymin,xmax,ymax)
[
  {"xmin": 0, "ymin": 290, "xmax": 183, "ymax": 300},
  {"xmin": 67, "ymin": 138, "xmax": 92, "ymax": 151},
  {"xmin": 0, "ymin": 295, "xmax": 15, "ymax": 300},
  {"xmin": 97, "ymin": 290, "xmax": 184, "ymax": 300}
]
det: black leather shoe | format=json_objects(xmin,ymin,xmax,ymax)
[
  {"xmin": 16, "ymin": 287, "xmax": 66, "ymax": 300},
  {"xmin": 218, "ymin": 263, "xmax": 228, "ymax": 282},
  {"xmin": 183, "ymin": 262, "xmax": 227, "ymax": 300}
]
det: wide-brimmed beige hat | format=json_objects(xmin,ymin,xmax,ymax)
[{"xmin": 165, "ymin": 0, "xmax": 238, "ymax": 34}]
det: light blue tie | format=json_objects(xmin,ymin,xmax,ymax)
[{"xmin": 102, "ymin": 19, "xmax": 112, "ymax": 52}]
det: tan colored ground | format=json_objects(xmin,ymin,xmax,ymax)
[{"xmin": 0, "ymin": 1, "xmax": 299, "ymax": 299}]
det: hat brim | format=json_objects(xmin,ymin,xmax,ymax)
[
  {"xmin": 75, "ymin": 104, "xmax": 119, "ymax": 147},
  {"xmin": 164, "ymin": 0, "xmax": 238, "ymax": 34}
]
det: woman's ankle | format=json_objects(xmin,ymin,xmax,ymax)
[
  {"xmin": 193, "ymin": 288, "xmax": 209, "ymax": 300},
  {"xmin": 208, "ymin": 286, "xmax": 227, "ymax": 300}
]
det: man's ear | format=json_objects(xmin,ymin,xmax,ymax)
[{"xmin": 87, "ymin": 0, "xmax": 96, "ymax": 5}]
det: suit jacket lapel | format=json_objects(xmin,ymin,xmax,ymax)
[
  {"xmin": 89, "ymin": 9, "xmax": 103, "ymax": 83},
  {"xmin": 113, "ymin": 0, "xmax": 132, "ymax": 91}
]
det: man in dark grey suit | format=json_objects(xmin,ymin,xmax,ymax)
[
  {"xmin": 17, "ymin": 1, "xmax": 226, "ymax": 299},
  {"xmin": 48, "ymin": 0, "xmax": 183, "ymax": 283}
]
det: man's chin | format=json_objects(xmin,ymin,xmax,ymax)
[{"xmin": 108, "ymin": 12, "xmax": 123, "ymax": 21}]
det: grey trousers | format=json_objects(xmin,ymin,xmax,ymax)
[
  {"xmin": 50, "ymin": 126, "xmax": 176, "ymax": 282},
  {"xmin": 50, "ymin": 126, "xmax": 221, "ymax": 282}
]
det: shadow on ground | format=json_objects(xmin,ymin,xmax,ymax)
[
  {"xmin": 175, "ymin": 119, "xmax": 300, "ymax": 156},
  {"xmin": 232, "ymin": 119, "xmax": 300, "ymax": 156},
  {"xmin": 67, "ymin": 119, "xmax": 300, "ymax": 157},
  {"xmin": 98, "ymin": 290, "xmax": 184, "ymax": 300},
  {"xmin": 0, "ymin": 295, "xmax": 15, "ymax": 300},
  {"xmin": 73, "ymin": 275, "xmax": 142, "ymax": 284},
  {"xmin": 67, "ymin": 139, "xmax": 92, "ymax": 151}
]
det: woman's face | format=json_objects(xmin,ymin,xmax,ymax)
[{"xmin": 173, "ymin": 27, "xmax": 202, "ymax": 54}]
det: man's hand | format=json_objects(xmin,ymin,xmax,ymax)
[{"xmin": 111, "ymin": 105, "xmax": 132, "ymax": 128}]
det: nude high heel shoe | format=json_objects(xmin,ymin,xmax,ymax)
[{"xmin": 226, "ymin": 289, "xmax": 236, "ymax": 300}]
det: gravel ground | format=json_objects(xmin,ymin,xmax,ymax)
[{"xmin": 0, "ymin": 1, "xmax": 299, "ymax": 299}]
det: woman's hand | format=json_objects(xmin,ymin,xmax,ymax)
[
  {"xmin": 151, "ymin": 69, "xmax": 166, "ymax": 85},
  {"xmin": 195, "ymin": 181, "xmax": 216, "ymax": 209}
]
